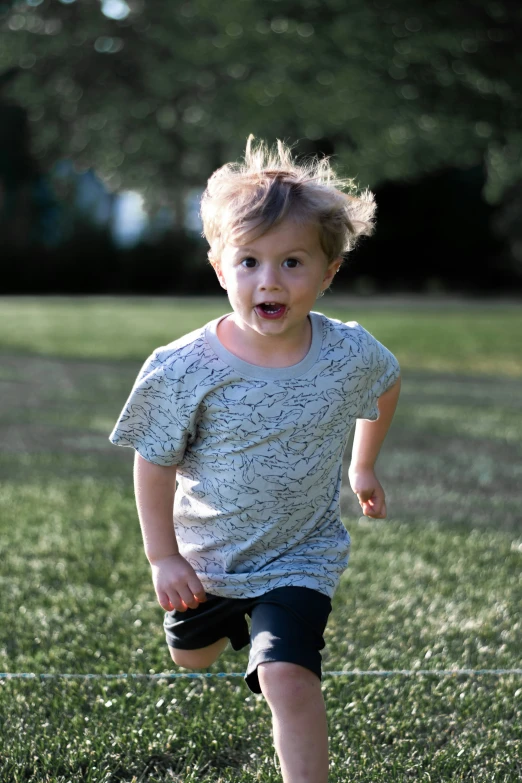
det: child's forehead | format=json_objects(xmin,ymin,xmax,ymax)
[{"xmin": 228, "ymin": 219, "xmax": 321, "ymax": 252}]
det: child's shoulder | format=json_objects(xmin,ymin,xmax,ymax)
[
  {"xmin": 138, "ymin": 319, "xmax": 218, "ymax": 379},
  {"xmin": 317, "ymin": 311, "xmax": 370, "ymax": 340},
  {"xmin": 153, "ymin": 324, "xmax": 207, "ymax": 362},
  {"xmin": 317, "ymin": 312, "xmax": 392, "ymax": 362}
]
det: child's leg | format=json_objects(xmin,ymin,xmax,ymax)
[
  {"xmin": 168, "ymin": 636, "xmax": 228, "ymax": 668},
  {"xmin": 245, "ymin": 588, "xmax": 333, "ymax": 782},
  {"xmin": 258, "ymin": 661, "xmax": 329, "ymax": 783},
  {"xmin": 163, "ymin": 594, "xmax": 251, "ymax": 667}
]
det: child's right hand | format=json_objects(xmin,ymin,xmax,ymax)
[{"xmin": 150, "ymin": 554, "xmax": 207, "ymax": 612}]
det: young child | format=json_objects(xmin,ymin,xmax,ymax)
[{"xmin": 109, "ymin": 137, "xmax": 401, "ymax": 783}]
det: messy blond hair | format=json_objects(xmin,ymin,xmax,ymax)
[{"xmin": 201, "ymin": 135, "xmax": 376, "ymax": 266}]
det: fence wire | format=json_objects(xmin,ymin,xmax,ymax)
[{"xmin": 1, "ymin": 668, "xmax": 521, "ymax": 681}]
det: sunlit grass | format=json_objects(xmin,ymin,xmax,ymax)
[
  {"xmin": 0, "ymin": 297, "xmax": 521, "ymax": 781},
  {"xmin": 0, "ymin": 480, "xmax": 520, "ymax": 782},
  {"xmin": 1, "ymin": 295, "xmax": 521, "ymax": 376}
]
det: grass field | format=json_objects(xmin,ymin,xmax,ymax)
[{"xmin": 0, "ymin": 297, "xmax": 521, "ymax": 782}]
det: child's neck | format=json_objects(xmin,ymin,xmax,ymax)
[{"xmin": 217, "ymin": 315, "xmax": 312, "ymax": 368}]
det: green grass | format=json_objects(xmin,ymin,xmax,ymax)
[
  {"xmin": 1, "ymin": 296, "xmax": 521, "ymax": 781},
  {"xmin": 1, "ymin": 295, "xmax": 522, "ymax": 375}
]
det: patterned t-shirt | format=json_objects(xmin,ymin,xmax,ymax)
[{"xmin": 109, "ymin": 311, "xmax": 400, "ymax": 599}]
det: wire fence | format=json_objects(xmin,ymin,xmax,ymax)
[{"xmin": 1, "ymin": 668, "xmax": 521, "ymax": 681}]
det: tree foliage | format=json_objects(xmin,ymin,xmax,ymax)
[{"xmin": 1, "ymin": 0, "xmax": 520, "ymax": 215}]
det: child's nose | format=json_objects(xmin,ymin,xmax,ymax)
[{"xmin": 259, "ymin": 266, "xmax": 282, "ymax": 290}]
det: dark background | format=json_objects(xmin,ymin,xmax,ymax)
[{"xmin": 1, "ymin": 0, "xmax": 521, "ymax": 295}]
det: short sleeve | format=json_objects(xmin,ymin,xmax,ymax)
[
  {"xmin": 108, "ymin": 350, "xmax": 195, "ymax": 466},
  {"xmin": 353, "ymin": 325, "xmax": 400, "ymax": 421}
]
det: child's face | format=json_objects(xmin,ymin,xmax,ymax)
[{"xmin": 214, "ymin": 219, "xmax": 341, "ymax": 343}]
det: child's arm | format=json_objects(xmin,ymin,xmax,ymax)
[
  {"xmin": 348, "ymin": 377, "xmax": 401, "ymax": 518},
  {"xmin": 134, "ymin": 453, "xmax": 206, "ymax": 612}
]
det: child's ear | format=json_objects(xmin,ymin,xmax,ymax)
[
  {"xmin": 210, "ymin": 258, "xmax": 227, "ymax": 290},
  {"xmin": 321, "ymin": 257, "xmax": 342, "ymax": 289}
]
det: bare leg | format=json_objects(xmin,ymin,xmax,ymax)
[
  {"xmin": 258, "ymin": 661, "xmax": 329, "ymax": 783},
  {"xmin": 168, "ymin": 637, "xmax": 228, "ymax": 668}
]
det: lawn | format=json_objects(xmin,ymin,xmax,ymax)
[{"xmin": 0, "ymin": 297, "xmax": 521, "ymax": 782}]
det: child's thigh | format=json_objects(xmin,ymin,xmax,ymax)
[
  {"xmin": 164, "ymin": 593, "xmax": 251, "ymax": 668},
  {"xmin": 245, "ymin": 586, "xmax": 332, "ymax": 693},
  {"xmin": 168, "ymin": 636, "xmax": 229, "ymax": 669}
]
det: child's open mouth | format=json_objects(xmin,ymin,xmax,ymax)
[{"xmin": 255, "ymin": 303, "xmax": 287, "ymax": 319}]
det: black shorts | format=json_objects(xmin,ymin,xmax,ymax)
[{"xmin": 163, "ymin": 586, "xmax": 332, "ymax": 694}]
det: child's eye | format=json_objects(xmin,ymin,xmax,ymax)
[
  {"xmin": 284, "ymin": 258, "xmax": 300, "ymax": 268},
  {"xmin": 241, "ymin": 257, "xmax": 257, "ymax": 268}
]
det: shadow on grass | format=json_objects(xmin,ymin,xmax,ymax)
[
  {"xmin": 1, "ymin": 353, "xmax": 522, "ymax": 531},
  {"xmin": 2, "ymin": 351, "xmax": 520, "ymax": 783}
]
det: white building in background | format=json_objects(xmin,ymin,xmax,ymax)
[
  {"xmin": 111, "ymin": 190, "xmax": 148, "ymax": 248},
  {"xmin": 49, "ymin": 159, "xmax": 205, "ymax": 249},
  {"xmin": 50, "ymin": 159, "xmax": 150, "ymax": 248}
]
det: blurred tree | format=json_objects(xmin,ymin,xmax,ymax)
[
  {"xmin": 0, "ymin": 0, "xmax": 520, "ymax": 285},
  {"xmin": 0, "ymin": 65, "xmax": 39, "ymax": 247},
  {"xmin": 1, "ymin": 1, "xmax": 520, "ymax": 200}
]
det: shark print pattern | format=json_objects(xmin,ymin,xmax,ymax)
[{"xmin": 109, "ymin": 312, "xmax": 400, "ymax": 599}]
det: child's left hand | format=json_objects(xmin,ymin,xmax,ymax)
[{"xmin": 348, "ymin": 467, "xmax": 387, "ymax": 519}]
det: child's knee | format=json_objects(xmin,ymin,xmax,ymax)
[
  {"xmin": 168, "ymin": 637, "xmax": 228, "ymax": 669},
  {"xmin": 257, "ymin": 661, "xmax": 321, "ymax": 706}
]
